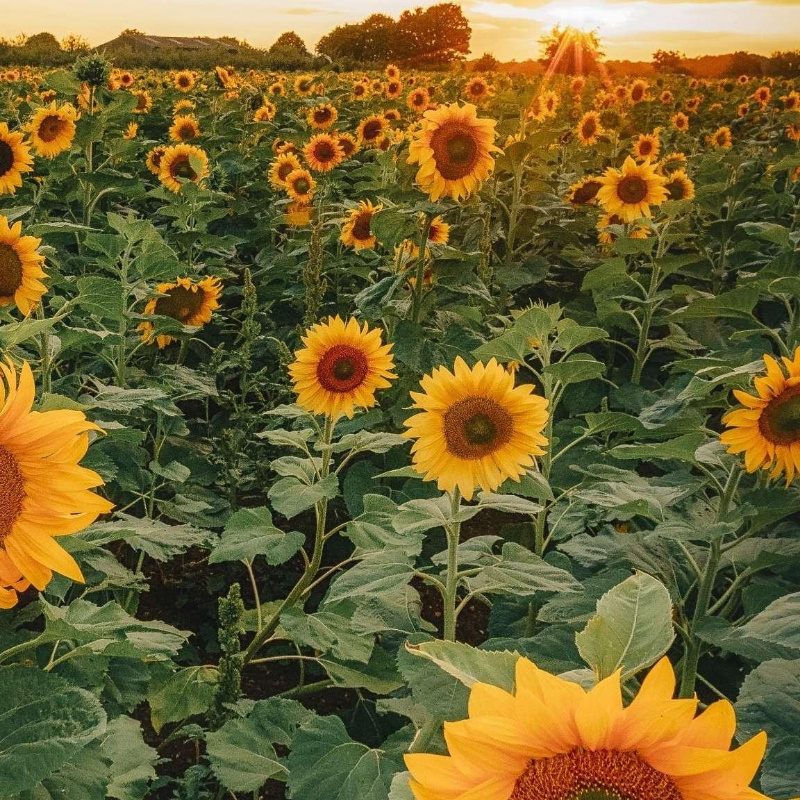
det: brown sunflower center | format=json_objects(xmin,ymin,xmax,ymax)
[
  {"xmin": 136, "ymin": 94, "xmax": 148, "ymax": 110},
  {"xmin": 178, "ymin": 124, "xmax": 196, "ymax": 139},
  {"xmin": 0, "ymin": 141, "xmax": 14, "ymax": 176},
  {"xmin": 443, "ymin": 396, "xmax": 513, "ymax": 459},
  {"xmin": 638, "ymin": 140, "xmax": 653, "ymax": 156},
  {"xmin": 572, "ymin": 180, "xmax": 602, "ymax": 205},
  {"xmin": 510, "ymin": 749, "xmax": 682, "ymax": 800},
  {"xmin": 292, "ymin": 176, "xmax": 311, "ymax": 194},
  {"xmin": 582, "ymin": 118, "xmax": 597, "ymax": 138},
  {"xmin": 277, "ymin": 161, "xmax": 294, "ymax": 181},
  {"xmin": 313, "ymin": 141, "xmax": 336, "ymax": 161},
  {"xmin": 617, "ymin": 175, "xmax": 648, "ymax": 204},
  {"xmin": 666, "ymin": 178, "xmax": 687, "ymax": 201},
  {"xmin": 759, "ymin": 384, "xmax": 800, "ymax": 445},
  {"xmin": 339, "ymin": 138, "xmax": 355, "ymax": 156},
  {"xmin": 170, "ymin": 156, "xmax": 197, "ymax": 181},
  {"xmin": 155, "ymin": 285, "xmax": 204, "ymax": 323},
  {"xmin": 362, "ymin": 119, "xmax": 383, "ymax": 141},
  {"xmin": 178, "ymin": 76, "xmax": 191, "ymax": 87},
  {"xmin": 0, "ymin": 445, "xmax": 25, "ymax": 541},
  {"xmin": 314, "ymin": 108, "xmax": 333, "ymax": 124},
  {"xmin": 316, "ymin": 345, "xmax": 369, "ymax": 393},
  {"xmin": 430, "ymin": 123, "xmax": 480, "ymax": 180},
  {"xmin": 37, "ymin": 115, "xmax": 67, "ymax": 143},
  {"xmin": 351, "ymin": 211, "xmax": 373, "ymax": 241},
  {"xmin": 0, "ymin": 243, "xmax": 24, "ymax": 298}
]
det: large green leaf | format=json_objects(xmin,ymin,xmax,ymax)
[
  {"xmin": 148, "ymin": 666, "xmax": 219, "ymax": 733},
  {"xmin": 209, "ymin": 507, "xmax": 305, "ymax": 564},
  {"xmin": 103, "ymin": 716, "xmax": 157, "ymax": 800}
]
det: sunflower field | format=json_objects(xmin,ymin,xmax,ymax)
[{"xmin": 0, "ymin": 54, "xmax": 799, "ymax": 800}]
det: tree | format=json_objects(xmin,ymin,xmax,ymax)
[
  {"xmin": 316, "ymin": 14, "xmax": 395, "ymax": 63},
  {"xmin": 395, "ymin": 3, "xmax": 471, "ymax": 66},
  {"xmin": 724, "ymin": 51, "xmax": 765, "ymax": 78},
  {"xmin": 120, "ymin": 29, "xmax": 146, "ymax": 37},
  {"xmin": 23, "ymin": 32, "xmax": 61, "ymax": 51},
  {"xmin": 764, "ymin": 50, "xmax": 800, "ymax": 78},
  {"xmin": 473, "ymin": 53, "xmax": 500, "ymax": 72},
  {"xmin": 652, "ymin": 49, "xmax": 685, "ymax": 74},
  {"xmin": 269, "ymin": 31, "xmax": 309, "ymax": 56},
  {"xmin": 539, "ymin": 26, "xmax": 603, "ymax": 75},
  {"xmin": 61, "ymin": 34, "xmax": 90, "ymax": 52}
]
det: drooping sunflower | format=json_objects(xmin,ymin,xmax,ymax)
[
  {"xmin": 721, "ymin": 348, "xmax": 800, "ymax": 485},
  {"xmin": 685, "ymin": 95, "xmax": 702, "ymax": 112},
  {"xmin": 294, "ymin": 74, "xmax": 315, "ymax": 96},
  {"xmin": 663, "ymin": 169, "xmax": 695, "ymax": 201},
  {"xmin": 284, "ymin": 168, "xmax": 316, "ymax": 203},
  {"xmin": 335, "ymin": 132, "xmax": 359, "ymax": 159},
  {"xmin": 303, "ymin": 133, "xmax": 345, "ymax": 173},
  {"xmin": 158, "ymin": 143, "xmax": 210, "ymax": 193},
  {"xmin": 710, "ymin": 126, "xmax": 732, "ymax": 149},
  {"xmin": 0, "ymin": 360, "xmax": 113, "ymax": 608},
  {"xmin": 597, "ymin": 157, "xmax": 668, "ymax": 222},
  {"xmin": 0, "ymin": 215, "xmax": 48, "ymax": 315},
  {"xmin": 169, "ymin": 114, "xmax": 201, "ymax": 142},
  {"xmin": 138, "ymin": 276, "xmax": 222, "ymax": 349},
  {"xmin": 786, "ymin": 123, "xmax": 800, "ymax": 142},
  {"xmin": 283, "ymin": 201, "xmax": 312, "ymax": 228},
  {"xmin": 566, "ymin": 176, "xmax": 603, "ymax": 207},
  {"xmin": 307, "ymin": 103, "xmax": 337, "ymax": 130},
  {"xmin": 405, "ymin": 656, "xmax": 769, "ymax": 800},
  {"xmin": 357, "ymin": 113, "xmax": 388, "ymax": 148},
  {"xmin": 340, "ymin": 200, "xmax": 382, "ymax": 250},
  {"xmin": 632, "ymin": 131, "xmax": 660, "ymax": 161},
  {"xmin": 403, "ymin": 357, "xmax": 548, "ymax": 500},
  {"xmin": 0, "ymin": 123, "xmax": 33, "ymax": 195},
  {"xmin": 269, "ymin": 152, "xmax": 302, "ymax": 188},
  {"xmin": 254, "ymin": 102, "xmax": 276, "ymax": 122},
  {"xmin": 407, "ymin": 103, "xmax": 499, "ymax": 202},
  {"xmin": 122, "ymin": 122, "xmax": 138, "ymax": 140},
  {"xmin": 174, "ymin": 70, "xmax": 195, "ymax": 92},
  {"xmin": 597, "ymin": 213, "xmax": 651, "ymax": 245},
  {"xmin": 659, "ymin": 151, "xmax": 688, "ymax": 173},
  {"xmin": 672, "ymin": 112, "xmax": 690, "ymax": 131},
  {"xmin": 629, "ymin": 78, "xmax": 648, "ymax": 103},
  {"xmin": 428, "ymin": 215, "xmax": 450, "ymax": 244},
  {"xmin": 384, "ymin": 108, "xmax": 402, "ymax": 122},
  {"xmin": 577, "ymin": 111, "xmax": 603, "ymax": 146},
  {"xmin": 132, "ymin": 90, "xmax": 152, "ymax": 114},
  {"xmin": 173, "ymin": 98, "xmax": 195, "ymax": 114},
  {"xmin": 289, "ymin": 316, "xmax": 396, "ymax": 420},
  {"xmin": 26, "ymin": 103, "xmax": 77, "ymax": 158},
  {"xmin": 408, "ymin": 87, "xmax": 431, "ymax": 112},
  {"xmin": 214, "ymin": 66, "xmax": 234, "ymax": 89},
  {"xmin": 146, "ymin": 145, "xmax": 167, "ymax": 176}
]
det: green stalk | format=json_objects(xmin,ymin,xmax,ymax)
[
  {"xmin": 442, "ymin": 488, "xmax": 462, "ymax": 641},
  {"xmin": 411, "ymin": 213, "xmax": 435, "ymax": 325}
]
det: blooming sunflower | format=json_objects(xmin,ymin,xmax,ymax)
[
  {"xmin": 138, "ymin": 276, "xmax": 222, "ymax": 349},
  {"xmin": 284, "ymin": 168, "xmax": 316, "ymax": 203},
  {"xmin": 173, "ymin": 98, "xmax": 195, "ymax": 114},
  {"xmin": 303, "ymin": 133, "xmax": 345, "ymax": 173},
  {"xmin": 632, "ymin": 132, "xmax": 660, "ymax": 161},
  {"xmin": 158, "ymin": 143, "xmax": 210, "ymax": 193},
  {"xmin": 169, "ymin": 114, "xmax": 201, "ymax": 142},
  {"xmin": 597, "ymin": 157, "xmax": 668, "ymax": 223},
  {"xmin": 659, "ymin": 90, "xmax": 673, "ymax": 104},
  {"xmin": 566, "ymin": 177, "xmax": 603, "ymax": 207},
  {"xmin": 307, "ymin": 103, "xmax": 337, "ymax": 130},
  {"xmin": 269, "ymin": 152, "xmax": 302, "ymax": 188},
  {"xmin": 269, "ymin": 81, "xmax": 286, "ymax": 97},
  {"xmin": 721, "ymin": 348, "xmax": 800, "ymax": 485},
  {"xmin": 405, "ymin": 656, "xmax": 769, "ymax": 800},
  {"xmin": 577, "ymin": 111, "xmax": 603, "ymax": 146},
  {"xmin": 385, "ymin": 81, "xmax": 403, "ymax": 100},
  {"xmin": 254, "ymin": 102, "xmax": 276, "ymax": 122},
  {"xmin": 132, "ymin": 90, "xmax": 152, "ymax": 114},
  {"xmin": 464, "ymin": 77, "xmax": 492, "ymax": 103},
  {"xmin": 294, "ymin": 74, "xmax": 315, "ymax": 96},
  {"xmin": 146, "ymin": 145, "xmax": 166, "ymax": 176},
  {"xmin": 408, "ymin": 87, "xmax": 431, "ymax": 112},
  {"xmin": 403, "ymin": 357, "xmax": 548, "ymax": 500},
  {"xmin": 357, "ymin": 113, "xmax": 388, "ymax": 147},
  {"xmin": 0, "ymin": 215, "xmax": 48, "ymax": 315},
  {"xmin": 753, "ymin": 85, "xmax": 771, "ymax": 106},
  {"xmin": 629, "ymin": 79, "xmax": 648, "ymax": 103},
  {"xmin": 27, "ymin": 103, "xmax": 77, "ymax": 158},
  {"xmin": 352, "ymin": 82, "xmax": 370, "ymax": 101},
  {"xmin": 0, "ymin": 360, "xmax": 113, "ymax": 608},
  {"xmin": 0, "ymin": 122, "xmax": 33, "ymax": 195},
  {"xmin": 663, "ymin": 169, "xmax": 695, "ymax": 201},
  {"xmin": 428, "ymin": 215, "xmax": 450, "ymax": 244},
  {"xmin": 340, "ymin": 200, "xmax": 382, "ymax": 250},
  {"xmin": 786, "ymin": 123, "xmax": 800, "ymax": 142},
  {"xmin": 283, "ymin": 201, "xmax": 312, "ymax": 228},
  {"xmin": 672, "ymin": 112, "xmax": 689, "ymax": 132},
  {"xmin": 710, "ymin": 126, "xmax": 732, "ymax": 149},
  {"xmin": 407, "ymin": 103, "xmax": 499, "ymax": 202},
  {"xmin": 174, "ymin": 70, "xmax": 195, "ymax": 92},
  {"xmin": 385, "ymin": 64, "xmax": 400, "ymax": 81},
  {"xmin": 570, "ymin": 77, "xmax": 585, "ymax": 94},
  {"xmin": 288, "ymin": 316, "xmax": 396, "ymax": 420},
  {"xmin": 335, "ymin": 132, "xmax": 359, "ymax": 158}
]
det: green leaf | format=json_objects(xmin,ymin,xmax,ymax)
[
  {"xmin": 739, "ymin": 222, "xmax": 791, "ymax": 248},
  {"xmin": 86, "ymin": 516, "xmax": 211, "ymax": 561},
  {"xmin": 76, "ymin": 277, "xmax": 125, "ymax": 321},
  {"xmin": 679, "ymin": 287, "xmax": 759, "ymax": 320},
  {"xmin": 268, "ymin": 474, "xmax": 339, "ymax": 518},
  {"xmin": 85, "ymin": 385, "xmax": 169, "ymax": 413},
  {"xmin": 404, "ymin": 639, "xmax": 520, "ymax": 691},
  {"xmin": 148, "ymin": 666, "xmax": 219, "ymax": 733},
  {"xmin": 103, "ymin": 716, "xmax": 157, "ymax": 800},
  {"xmin": 326, "ymin": 550, "xmax": 415, "ymax": 604},
  {"xmin": 545, "ymin": 354, "xmax": 605, "ymax": 386},
  {"xmin": 209, "ymin": 507, "xmax": 305, "ymax": 564},
  {"xmin": 576, "ymin": 572, "xmax": 675, "ymax": 680},
  {"xmin": 0, "ymin": 317, "xmax": 61, "ymax": 348},
  {"xmin": 281, "ymin": 607, "xmax": 374, "ymax": 663},
  {"xmin": 0, "ymin": 666, "xmax": 106, "ymax": 796},
  {"xmin": 332, "ymin": 431, "xmax": 409, "ymax": 454},
  {"xmin": 393, "ymin": 495, "xmax": 479, "ymax": 536},
  {"xmin": 607, "ymin": 433, "xmax": 706, "ymax": 463},
  {"xmin": 288, "ymin": 715, "xmax": 401, "ymax": 800}
]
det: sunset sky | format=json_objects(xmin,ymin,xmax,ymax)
[{"xmin": 10, "ymin": 0, "xmax": 800, "ymax": 62}]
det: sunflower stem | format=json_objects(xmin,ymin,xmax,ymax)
[
  {"xmin": 0, "ymin": 633, "xmax": 46, "ymax": 665},
  {"xmin": 442, "ymin": 488, "xmax": 462, "ymax": 641},
  {"xmin": 411, "ymin": 213, "xmax": 435, "ymax": 325}
]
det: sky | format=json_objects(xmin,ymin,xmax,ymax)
[{"xmin": 8, "ymin": 0, "xmax": 800, "ymax": 62}]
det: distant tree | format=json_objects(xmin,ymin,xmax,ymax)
[
  {"xmin": 269, "ymin": 31, "xmax": 309, "ymax": 56},
  {"xmin": 120, "ymin": 28, "xmax": 146, "ymax": 37},
  {"xmin": 539, "ymin": 26, "xmax": 603, "ymax": 75},
  {"xmin": 316, "ymin": 13, "xmax": 395, "ymax": 63},
  {"xmin": 473, "ymin": 52, "xmax": 500, "ymax": 72},
  {"xmin": 724, "ymin": 51, "xmax": 766, "ymax": 78},
  {"xmin": 61, "ymin": 34, "xmax": 90, "ymax": 52},
  {"xmin": 764, "ymin": 50, "xmax": 800, "ymax": 77},
  {"xmin": 652, "ymin": 49, "xmax": 685, "ymax": 74},
  {"xmin": 395, "ymin": 3, "xmax": 471, "ymax": 66},
  {"xmin": 24, "ymin": 32, "xmax": 61, "ymax": 50}
]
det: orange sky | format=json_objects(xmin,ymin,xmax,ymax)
[{"xmin": 8, "ymin": 0, "xmax": 800, "ymax": 61}]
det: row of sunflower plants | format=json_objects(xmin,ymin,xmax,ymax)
[{"xmin": 0, "ymin": 53, "xmax": 798, "ymax": 800}]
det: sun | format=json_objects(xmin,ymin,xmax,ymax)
[{"xmin": 541, "ymin": 1, "xmax": 632, "ymax": 31}]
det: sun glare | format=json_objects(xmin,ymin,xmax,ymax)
[{"xmin": 539, "ymin": 1, "xmax": 632, "ymax": 32}]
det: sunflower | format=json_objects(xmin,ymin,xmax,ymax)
[
  {"xmin": 577, "ymin": 111, "xmax": 603, "ymax": 146},
  {"xmin": 710, "ymin": 126, "xmax": 732, "ymax": 149},
  {"xmin": 118, "ymin": 71, "xmax": 134, "ymax": 88},
  {"xmin": 340, "ymin": 200, "xmax": 382, "ymax": 250},
  {"xmin": 384, "ymin": 108, "xmax": 402, "ymax": 122},
  {"xmin": 404, "ymin": 357, "xmax": 548, "ymax": 500},
  {"xmin": 146, "ymin": 145, "xmax": 166, "ymax": 176},
  {"xmin": 542, "ymin": 90, "xmax": 559, "ymax": 117},
  {"xmin": 0, "ymin": 359, "xmax": 113, "ymax": 608},
  {"xmin": 629, "ymin": 79, "xmax": 648, "ymax": 103},
  {"xmin": 782, "ymin": 90, "xmax": 799, "ymax": 111},
  {"xmin": 672, "ymin": 112, "xmax": 689, "ymax": 132},
  {"xmin": 597, "ymin": 213, "xmax": 651, "ymax": 245},
  {"xmin": 721, "ymin": 348, "xmax": 800, "ymax": 485},
  {"xmin": 335, "ymin": 132, "xmax": 359, "ymax": 158},
  {"xmin": 407, "ymin": 103, "xmax": 499, "ymax": 202},
  {"xmin": 352, "ymin": 82, "xmax": 370, "ymax": 101},
  {"xmin": 122, "ymin": 122, "xmax": 138, "ymax": 140},
  {"xmin": 254, "ymin": 102, "xmax": 276, "ymax": 122},
  {"xmin": 294, "ymin": 74, "xmax": 315, "ymax": 96},
  {"xmin": 385, "ymin": 64, "xmax": 400, "ymax": 80},
  {"xmin": 173, "ymin": 98, "xmax": 195, "ymax": 114},
  {"xmin": 566, "ymin": 176, "xmax": 603, "ymax": 206},
  {"xmin": 408, "ymin": 87, "xmax": 431, "ymax": 112},
  {"xmin": 786, "ymin": 123, "xmax": 800, "ymax": 142},
  {"xmin": 214, "ymin": 66, "xmax": 234, "ymax": 89},
  {"xmin": 289, "ymin": 316, "xmax": 396, "ymax": 420},
  {"xmin": 385, "ymin": 81, "xmax": 403, "ymax": 100},
  {"xmin": 663, "ymin": 169, "xmax": 695, "ymax": 201},
  {"xmin": 284, "ymin": 168, "xmax": 316, "ymax": 203},
  {"xmin": 283, "ymin": 202, "xmax": 312, "ymax": 228},
  {"xmin": 26, "ymin": 103, "xmax": 77, "ymax": 158},
  {"xmin": 0, "ymin": 215, "xmax": 47, "ymax": 315},
  {"xmin": 632, "ymin": 131, "xmax": 660, "ymax": 161},
  {"xmin": 269, "ymin": 152, "xmax": 302, "ymax": 188},
  {"xmin": 158, "ymin": 143, "xmax": 210, "ymax": 193},
  {"xmin": 0, "ymin": 123, "xmax": 33, "ymax": 196},
  {"xmin": 597, "ymin": 157, "xmax": 668, "ymax": 223},
  {"xmin": 174, "ymin": 70, "xmax": 195, "ymax": 92},
  {"xmin": 269, "ymin": 81, "xmax": 286, "ymax": 97},
  {"xmin": 428, "ymin": 215, "xmax": 450, "ymax": 244},
  {"xmin": 570, "ymin": 77, "xmax": 585, "ymax": 94},
  {"xmin": 405, "ymin": 656, "xmax": 769, "ymax": 800},
  {"xmin": 132, "ymin": 90, "xmax": 152, "ymax": 114},
  {"xmin": 464, "ymin": 77, "xmax": 492, "ymax": 103},
  {"xmin": 303, "ymin": 133, "xmax": 345, "ymax": 173},
  {"xmin": 307, "ymin": 103, "xmax": 337, "ymax": 130},
  {"xmin": 357, "ymin": 113, "xmax": 388, "ymax": 147},
  {"xmin": 169, "ymin": 114, "xmax": 201, "ymax": 142},
  {"xmin": 138, "ymin": 276, "xmax": 222, "ymax": 349},
  {"xmin": 753, "ymin": 85, "xmax": 771, "ymax": 106}
]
